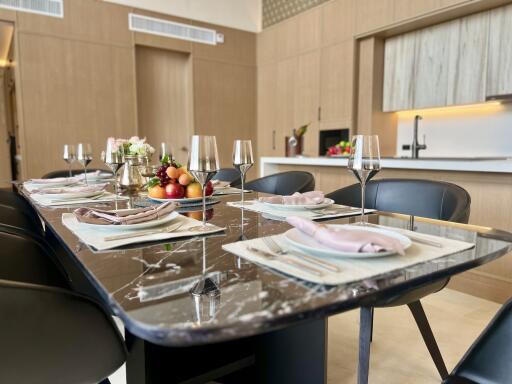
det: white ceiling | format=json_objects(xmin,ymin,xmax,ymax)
[{"xmin": 104, "ymin": 0, "xmax": 262, "ymax": 32}]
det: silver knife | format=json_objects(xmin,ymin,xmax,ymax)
[{"xmin": 246, "ymin": 246, "xmax": 324, "ymax": 277}]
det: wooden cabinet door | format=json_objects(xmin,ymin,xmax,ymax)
[
  {"xmin": 413, "ymin": 21, "xmax": 454, "ymax": 109},
  {"xmin": 294, "ymin": 51, "xmax": 320, "ymax": 156},
  {"xmin": 257, "ymin": 63, "xmax": 278, "ymax": 157},
  {"xmin": 275, "ymin": 58, "xmax": 297, "ymax": 156},
  {"xmin": 446, "ymin": 11, "xmax": 489, "ymax": 105},
  {"xmin": 486, "ymin": 4, "xmax": 512, "ymax": 98},
  {"xmin": 319, "ymin": 40, "xmax": 354, "ymax": 129},
  {"xmin": 382, "ymin": 32, "xmax": 417, "ymax": 111}
]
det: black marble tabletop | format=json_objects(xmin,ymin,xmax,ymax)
[{"xmin": 23, "ymin": 192, "xmax": 512, "ymax": 346}]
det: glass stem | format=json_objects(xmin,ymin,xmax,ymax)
[
  {"xmin": 241, "ymin": 172, "xmax": 245, "ymax": 207},
  {"xmin": 360, "ymin": 181, "xmax": 366, "ymax": 225},
  {"xmin": 202, "ymin": 184, "xmax": 207, "ymax": 227},
  {"xmin": 68, "ymin": 163, "xmax": 72, "ymax": 178},
  {"xmin": 114, "ymin": 172, "xmax": 119, "ymax": 210},
  {"xmin": 83, "ymin": 165, "xmax": 88, "ymax": 185}
]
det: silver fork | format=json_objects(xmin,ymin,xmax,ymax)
[
  {"xmin": 262, "ymin": 236, "xmax": 342, "ymax": 273},
  {"xmin": 104, "ymin": 222, "xmax": 184, "ymax": 241}
]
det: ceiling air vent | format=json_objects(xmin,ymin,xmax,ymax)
[
  {"xmin": 0, "ymin": 0, "xmax": 63, "ymax": 18},
  {"xmin": 129, "ymin": 13, "xmax": 222, "ymax": 46}
]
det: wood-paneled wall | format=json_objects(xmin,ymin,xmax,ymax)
[{"xmin": 2, "ymin": 0, "xmax": 256, "ymax": 179}]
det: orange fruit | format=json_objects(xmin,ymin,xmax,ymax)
[
  {"xmin": 166, "ymin": 166, "xmax": 180, "ymax": 179},
  {"xmin": 186, "ymin": 182, "xmax": 202, "ymax": 198},
  {"xmin": 178, "ymin": 173, "xmax": 192, "ymax": 186},
  {"xmin": 148, "ymin": 185, "xmax": 166, "ymax": 199}
]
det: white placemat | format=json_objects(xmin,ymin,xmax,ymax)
[
  {"xmin": 62, "ymin": 212, "xmax": 225, "ymax": 251},
  {"xmin": 222, "ymin": 228, "xmax": 475, "ymax": 285},
  {"xmin": 227, "ymin": 200, "xmax": 374, "ymax": 221},
  {"xmin": 29, "ymin": 192, "xmax": 129, "ymax": 207}
]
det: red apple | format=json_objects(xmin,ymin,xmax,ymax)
[
  {"xmin": 165, "ymin": 183, "xmax": 185, "ymax": 199},
  {"xmin": 205, "ymin": 181, "xmax": 214, "ymax": 196}
]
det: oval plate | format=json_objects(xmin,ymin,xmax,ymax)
[
  {"xmin": 148, "ymin": 196, "xmax": 215, "ymax": 204},
  {"xmin": 284, "ymin": 224, "xmax": 412, "ymax": 259},
  {"xmin": 260, "ymin": 198, "xmax": 335, "ymax": 210}
]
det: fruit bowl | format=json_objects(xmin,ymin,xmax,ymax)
[
  {"xmin": 326, "ymin": 140, "xmax": 351, "ymax": 157},
  {"xmin": 146, "ymin": 155, "xmax": 214, "ymax": 201}
]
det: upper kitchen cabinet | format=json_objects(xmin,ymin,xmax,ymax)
[
  {"xmin": 383, "ymin": 9, "xmax": 490, "ymax": 111},
  {"xmin": 486, "ymin": 4, "xmax": 512, "ymax": 99},
  {"xmin": 297, "ymin": 7, "xmax": 321, "ymax": 54},
  {"xmin": 393, "ymin": 0, "xmax": 441, "ymax": 22},
  {"xmin": 322, "ymin": 0, "xmax": 355, "ymax": 46},
  {"xmin": 446, "ymin": 11, "xmax": 489, "ymax": 105},
  {"xmin": 383, "ymin": 32, "xmax": 416, "ymax": 111}
]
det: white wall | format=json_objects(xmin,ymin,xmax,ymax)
[
  {"xmin": 104, "ymin": 0, "xmax": 262, "ymax": 32},
  {"xmin": 395, "ymin": 103, "xmax": 512, "ymax": 158}
]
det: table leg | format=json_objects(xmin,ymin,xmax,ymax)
[{"xmin": 255, "ymin": 318, "xmax": 328, "ymax": 384}]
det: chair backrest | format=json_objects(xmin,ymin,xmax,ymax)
[
  {"xmin": 326, "ymin": 178, "xmax": 471, "ymax": 223},
  {"xmin": 213, "ymin": 168, "xmax": 242, "ymax": 186},
  {"xmin": 0, "ymin": 225, "xmax": 69, "ymax": 287},
  {"xmin": 244, "ymin": 171, "xmax": 315, "ymax": 195},
  {"xmin": 42, "ymin": 168, "xmax": 109, "ymax": 179}
]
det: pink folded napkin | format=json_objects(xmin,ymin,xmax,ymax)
[
  {"xmin": 286, "ymin": 216, "xmax": 405, "ymax": 255},
  {"xmin": 259, "ymin": 191, "xmax": 325, "ymax": 205},
  {"xmin": 74, "ymin": 201, "xmax": 176, "ymax": 225},
  {"xmin": 27, "ymin": 177, "xmax": 76, "ymax": 184},
  {"xmin": 31, "ymin": 184, "xmax": 107, "ymax": 195}
]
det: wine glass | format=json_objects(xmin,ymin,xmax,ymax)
[
  {"xmin": 347, "ymin": 135, "xmax": 381, "ymax": 225},
  {"xmin": 159, "ymin": 142, "xmax": 173, "ymax": 161},
  {"xmin": 187, "ymin": 135, "xmax": 220, "ymax": 231},
  {"xmin": 104, "ymin": 139, "xmax": 125, "ymax": 207},
  {"xmin": 77, "ymin": 143, "xmax": 93, "ymax": 185},
  {"xmin": 232, "ymin": 140, "xmax": 254, "ymax": 207},
  {"xmin": 63, "ymin": 144, "xmax": 76, "ymax": 177}
]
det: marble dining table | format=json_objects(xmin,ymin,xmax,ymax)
[{"xmin": 18, "ymin": 189, "xmax": 512, "ymax": 384}]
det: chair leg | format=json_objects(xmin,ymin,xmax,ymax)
[
  {"xmin": 408, "ymin": 300, "xmax": 449, "ymax": 379},
  {"xmin": 369, "ymin": 307, "xmax": 374, "ymax": 342},
  {"xmin": 358, "ymin": 307, "xmax": 373, "ymax": 384}
]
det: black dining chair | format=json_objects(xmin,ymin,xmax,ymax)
[
  {"xmin": 326, "ymin": 178, "xmax": 471, "ymax": 382},
  {"xmin": 42, "ymin": 168, "xmax": 110, "ymax": 178},
  {"xmin": 0, "ymin": 226, "xmax": 126, "ymax": 384},
  {"xmin": 244, "ymin": 171, "xmax": 315, "ymax": 195},
  {"xmin": 0, "ymin": 188, "xmax": 43, "ymax": 235},
  {"xmin": 443, "ymin": 297, "xmax": 512, "ymax": 384},
  {"xmin": 213, "ymin": 168, "xmax": 242, "ymax": 186}
]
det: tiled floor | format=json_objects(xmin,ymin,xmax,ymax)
[{"xmin": 109, "ymin": 289, "xmax": 500, "ymax": 384}]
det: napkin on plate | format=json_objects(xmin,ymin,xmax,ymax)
[
  {"xmin": 287, "ymin": 216, "xmax": 405, "ymax": 255},
  {"xmin": 31, "ymin": 183, "xmax": 107, "ymax": 195},
  {"xmin": 259, "ymin": 191, "xmax": 325, "ymax": 205},
  {"xmin": 74, "ymin": 170, "xmax": 112, "ymax": 180},
  {"xmin": 73, "ymin": 201, "xmax": 177, "ymax": 225}
]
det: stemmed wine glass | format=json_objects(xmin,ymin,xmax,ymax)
[
  {"xmin": 347, "ymin": 135, "xmax": 381, "ymax": 225},
  {"xmin": 77, "ymin": 143, "xmax": 93, "ymax": 185},
  {"xmin": 104, "ymin": 139, "xmax": 125, "ymax": 208},
  {"xmin": 187, "ymin": 135, "xmax": 220, "ymax": 231},
  {"xmin": 63, "ymin": 144, "xmax": 76, "ymax": 177},
  {"xmin": 232, "ymin": 140, "xmax": 254, "ymax": 208}
]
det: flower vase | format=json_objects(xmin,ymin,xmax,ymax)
[{"xmin": 119, "ymin": 155, "xmax": 146, "ymax": 192}]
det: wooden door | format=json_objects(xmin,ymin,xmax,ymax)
[
  {"xmin": 319, "ymin": 40, "xmax": 354, "ymax": 129},
  {"xmin": 135, "ymin": 46, "xmax": 193, "ymax": 165},
  {"xmin": 257, "ymin": 63, "xmax": 278, "ymax": 157},
  {"xmin": 486, "ymin": 4, "xmax": 512, "ymax": 98},
  {"xmin": 275, "ymin": 57, "xmax": 297, "ymax": 156}
]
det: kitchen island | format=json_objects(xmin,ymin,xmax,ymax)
[{"xmin": 259, "ymin": 156, "xmax": 512, "ymax": 303}]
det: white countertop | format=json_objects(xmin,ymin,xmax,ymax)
[{"xmin": 260, "ymin": 156, "xmax": 512, "ymax": 176}]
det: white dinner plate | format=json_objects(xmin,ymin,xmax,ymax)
[
  {"xmin": 37, "ymin": 190, "xmax": 105, "ymax": 200},
  {"xmin": 284, "ymin": 224, "xmax": 412, "ymax": 259},
  {"xmin": 148, "ymin": 196, "xmax": 215, "ymax": 204},
  {"xmin": 78, "ymin": 211, "xmax": 179, "ymax": 231},
  {"xmin": 26, "ymin": 179, "xmax": 80, "ymax": 189},
  {"xmin": 260, "ymin": 198, "xmax": 335, "ymax": 210},
  {"xmin": 76, "ymin": 172, "xmax": 113, "ymax": 181}
]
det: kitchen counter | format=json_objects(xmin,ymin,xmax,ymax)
[{"xmin": 259, "ymin": 156, "xmax": 512, "ymax": 176}]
